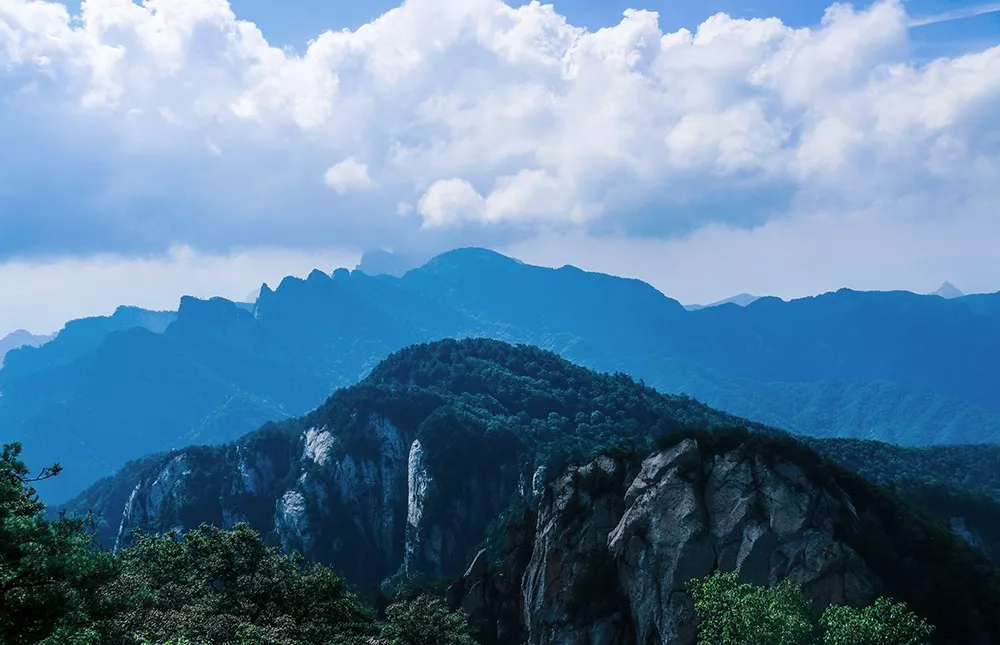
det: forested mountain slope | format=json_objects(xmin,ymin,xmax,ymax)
[{"xmin": 60, "ymin": 340, "xmax": 1000, "ymax": 645}]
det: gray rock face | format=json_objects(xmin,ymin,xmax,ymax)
[
  {"xmin": 115, "ymin": 455, "xmax": 193, "ymax": 550},
  {"xmin": 454, "ymin": 439, "xmax": 880, "ymax": 645},
  {"xmin": 269, "ymin": 415, "xmax": 413, "ymax": 585},
  {"xmin": 523, "ymin": 454, "xmax": 634, "ymax": 645},
  {"xmin": 101, "ymin": 413, "xmax": 521, "ymax": 590},
  {"xmin": 404, "ymin": 434, "xmax": 522, "ymax": 581}
]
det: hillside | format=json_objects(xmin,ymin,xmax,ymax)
[
  {"xmin": 808, "ymin": 438, "xmax": 1000, "ymax": 498},
  {"xmin": 64, "ymin": 339, "xmax": 777, "ymax": 556},
  {"xmin": 7, "ymin": 248, "xmax": 1000, "ymax": 501},
  {"xmin": 61, "ymin": 340, "xmax": 1000, "ymax": 645}
]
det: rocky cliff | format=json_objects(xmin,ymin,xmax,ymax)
[
  {"xmin": 449, "ymin": 434, "xmax": 1000, "ymax": 645},
  {"xmin": 108, "ymin": 412, "xmax": 520, "ymax": 591},
  {"xmin": 450, "ymin": 438, "xmax": 879, "ymax": 644}
]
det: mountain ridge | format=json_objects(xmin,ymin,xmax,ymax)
[{"xmin": 7, "ymin": 248, "xmax": 1000, "ymax": 502}]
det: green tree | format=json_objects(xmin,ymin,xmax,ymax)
[
  {"xmin": 378, "ymin": 595, "xmax": 476, "ymax": 645},
  {"xmin": 821, "ymin": 597, "xmax": 934, "ymax": 645},
  {"xmin": 688, "ymin": 572, "xmax": 934, "ymax": 645},
  {"xmin": 688, "ymin": 571, "xmax": 815, "ymax": 645},
  {"xmin": 0, "ymin": 442, "xmax": 118, "ymax": 645},
  {"xmin": 102, "ymin": 523, "xmax": 374, "ymax": 645}
]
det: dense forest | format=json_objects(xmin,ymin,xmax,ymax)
[{"xmin": 809, "ymin": 438, "xmax": 1000, "ymax": 498}]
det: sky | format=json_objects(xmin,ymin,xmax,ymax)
[{"xmin": 0, "ymin": 0, "xmax": 999, "ymax": 335}]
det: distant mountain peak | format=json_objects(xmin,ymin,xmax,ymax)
[
  {"xmin": 307, "ymin": 268, "xmax": 332, "ymax": 283},
  {"xmin": 932, "ymin": 282, "xmax": 965, "ymax": 299},
  {"xmin": 685, "ymin": 293, "xmax": 761, "ymax": 310},
  {"xmin": 424, "ymin": 247, "xmax": 521, "ymax": 266},
  {"xmin": 355, "ymin": 248, "xmax": 427, "ymax": 277},
  {"xmin": 0, "ymin": 329, "xmax": 53, "ymax": 367}
]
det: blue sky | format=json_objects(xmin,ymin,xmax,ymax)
[
  {"xmin": 1, "ymin": 0, "xmax": 999, "ymax": 335},
  {"xmin": 220, "ymin": 0, "xmax": 1000, "ymax": 57},
  {"xmin": 167, "ymin": 0, "xmax": 1000, "ymax": 52},
  {"xmin": 51, "ymin": 0, "xmax": 1000, "ymax": 62}
]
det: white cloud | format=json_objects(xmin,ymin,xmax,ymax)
[
  {"xmin": 0, "ymin": 0, "xmax": 998, "ymax": 329},
  {"xmin": 417, "ymin": 178, "xmax": 484, "ymax": 228},
  {"xmin": 909, "ymin": 3, "xmax": 1000, "ymax": 28},
  {"xmin": 324, "ymin": 158, "xmax": 373, "ymax": 193},
  {"xmin": 504, "ymin": 196, "xmax": 1000, "ymax": 305}
]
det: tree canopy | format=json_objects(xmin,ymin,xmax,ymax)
[{"xmin": 688, "ymin": 571, "xmax": 934, "ymax": 645}]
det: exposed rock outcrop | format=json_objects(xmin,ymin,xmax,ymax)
[
  {"xmin": 452, "ymin": 439, "xmax": 881, "ymax": 645},
  {"xmin": 115, "ymin": 455, "xmax": 194, "ymax": 550},
  {"xmin": 103, "ymin": 412, "xmax": 524, "ymax": 591}
]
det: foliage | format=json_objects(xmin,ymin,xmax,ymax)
[
  {"xmin": 688, "ymin": 572, "xmax": 815, "ymax": 645},
  {"xmin": 821, "ymin": 598, "xmax": 934, "ymax": 645},
  {"xmin": 377, "ymin": 595, "xmax": 476, "ymax": 645},
  {"xmin": 355, "ymin": 339, "xmax": 773, "ymax": 475},
  {"xmin": 99, "ymin": 523, "xmax": 376, "ymax": 645},
  {"xmin": 806, "ymin": 439, "xmax": 1000, "ymax": 564},
  {"xmin": 808, "ymin": 438, "xmax": 1000, "ymax": 500},
  {"xmin": 0, "ymin": 442, "xmax": 119, "ymax": 645},
  {"xmin": 688, "ymin": 572, "xmax": 933, "ymax": 645}
]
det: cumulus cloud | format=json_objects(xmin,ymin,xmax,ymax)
[
  {"xmin": 0, "ymin": 0, "xmax": 998, "ymax": 327},
  {"xmin": 324, "ymin": 158, "xmax": 373, "ymax": 193},
  {"xmin": 418, "ymin": 179, "xmax": 485, "ymax": 228}
]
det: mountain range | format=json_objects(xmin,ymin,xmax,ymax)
[
  {"xmin": 686, "ymin": 281, "xmax": 967, "ymax": 311},
  {"xmin": 60, "ymin": 339, "xmax": 1000, "ymax": 645},
  {"xmin": 4, "ymin": 247, "xmax": 1000, "ymax": 502}
]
